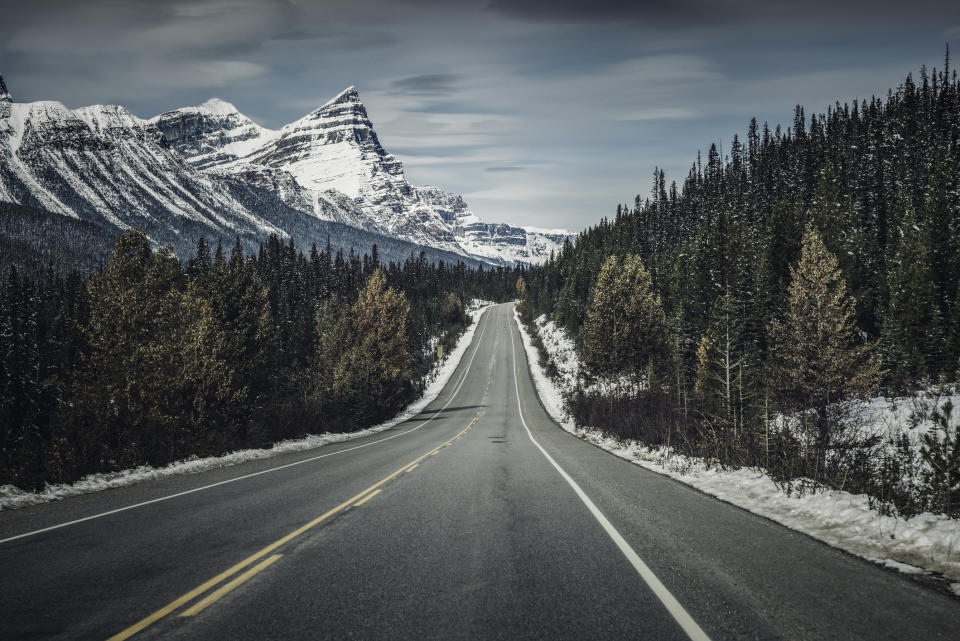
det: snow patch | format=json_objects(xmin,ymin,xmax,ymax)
[
  {"xmin": 197, "ymin": 97, "xmax": 242, "ymax": 116},
  {"xmin": 513, "ymin": 309, "xmax": 575, "ymax": 431}
]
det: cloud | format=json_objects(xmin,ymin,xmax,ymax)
[
  {"xmin": 618, "ymin": 107, "xmax": 700, "ymax": 121},
  {"xmin": 390, "ymin": 73, "xmax": 461, "ymax": 95},
  {"xmin": 176, "ymin": 61, "xmax": 269, "ymax": 87},
  {"xmin": 484, "ymin": 0, "xmax": 960, "ymax": 28},
  {"xmin": 484, "ymin": 0, "xmax": 735, "ymax": 25},
  {"xmin": 484, "ymin": 166, "xmax": 526, "ymax": 172}
]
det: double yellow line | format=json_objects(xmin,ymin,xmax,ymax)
[{"xmin": 106, "ymin": 415, "xmax": 480, "ymax": 641}]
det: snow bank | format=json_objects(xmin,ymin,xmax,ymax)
[
  {"xmin": 0, "ymin": 305, "xmax": 493, "ymax": 511},
  {"xmin": 579, "ymin": 429, "xmax": 960, "ymax": 586},
  {"xmin": 469, "ymin": 298, "xmax": 497, "ymax": 311},
  {"xmin": 513, "ymin": 309, "xmax": 575, "ymax": 431},
  {"xmin": 513, "ymin": 310, "xmax": 960, "ymax": 593}
]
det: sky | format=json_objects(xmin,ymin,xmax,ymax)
[{"xmin": 2, "ymin": 0, "xmax": 959, "ymax": 232}]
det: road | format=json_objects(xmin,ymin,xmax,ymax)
[{"xmin": 1, "ymin": 302, "xmax": 958, "ymax": 640}]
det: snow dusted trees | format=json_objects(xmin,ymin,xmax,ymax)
[
  {"xmin": 771, "ymin": 224, "xmax": 881, "ymax": 475},
  {"xmin": 882, "ymin": 196, "xmax": 944, "ymax": 387},
  {"xmin": 582, "ymin": 254, "xmax": 669, "ymax": 391},
  {"xmin": 518, "ymin": 54, "xmax": 959, "ymax": 514}
]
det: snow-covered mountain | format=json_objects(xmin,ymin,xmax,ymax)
[
  {"xmin": 153, "ymin": 87, "xmax": 571, "ymax": 264},
  {"xmin": 0, "ymin": 75, "xmax": 569, "ymax": 265}
]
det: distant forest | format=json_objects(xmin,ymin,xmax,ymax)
[
  {"xmin": 0, "ymin": 199, "xmax": 488, "ymax": 278},
  {"xmin": 521, "ymin": 51, "xmax": 960, "ymax": 516},
  {"xmin": 1, "ymin": 230, "xmax": 520, "ymax": 490}
]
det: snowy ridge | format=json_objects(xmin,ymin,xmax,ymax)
[
  {"xmin": 513, "ymin": 310, "xmax": 960, "ymax": 594},
  {"xmin": 156, "ymin": 85, "xmax": 573, "ymax": 264},
  {"xmin": 150, "ymin": 98, "xmax": 280, "ymax": 171},
  {"xmin": 0, "ymin": 80, "xmax": 290, "ymax": 242},
  {"xmin": 0, "ymin": 304, "xmax": 493, "ymax": 511},
  {"xmin": 0, "ymin": 73, "xmax": 570, "ymax": 264}
]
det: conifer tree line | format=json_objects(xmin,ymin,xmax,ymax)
[
  {"xmin": 0, "ymin": 230, "xmax": 520, "ymax": 491},
  {"xmin": 520, "ymin": 52, "xmax": 960, "ymax": 515}
]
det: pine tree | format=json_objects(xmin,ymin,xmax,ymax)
[
  {"xmin": 919, "ymin": 399, "xmax": 960, "ymax": 517},
  {"xmin": 309, "ymin": 270, "xmax": 413, "ymax": 428},
  {"xmin": 772, "ymin": 224, "xmax": 881, "ymax": 475},
  {"xmin": 582, "ymin": 254, "xmax": 669, "ymax": 391}
]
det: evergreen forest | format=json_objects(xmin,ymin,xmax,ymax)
[
  {"xmin": 1, "ymin": 231, "xmax": 520, "ymax": 491},
  {"xmin": 520, "ymin": 52, "xmax": 960, "ymax": 517}
]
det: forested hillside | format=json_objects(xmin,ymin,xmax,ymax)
[
  {"xmin": 0, "ymin": 202, "xmax": 118, "ymax": 275},
  {"xmin": 1, "ymin": 231, "xmax": 520, "ymax": 491},
  {"xmin": 521, "ymin": 52, "xmax": 960, "ymax": 515}
]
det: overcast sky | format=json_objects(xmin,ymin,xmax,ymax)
[{"xmin": 3, "ymin": 0, "xmax": 958, "ymax": 231}]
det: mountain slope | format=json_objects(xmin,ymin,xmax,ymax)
[{"xmin": 0, "ymin": 76, "xmax": 482, "ymax": 267}]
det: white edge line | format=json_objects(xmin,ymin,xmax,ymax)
[
  {"xmin": 508, "ymin": 307, "xmax": 712, "ymax": 641},
  {"xmin": 0, "ymin": 307, "xmax": 493, "ymax": 545}
]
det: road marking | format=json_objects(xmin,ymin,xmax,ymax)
[
  {"xmin": 1, "ymin": 308, "xmax": 493, "ymax": 545},
  {"xmin": 104, "ymin": 417, "xmax": 478, "ymax": 640},
  {"xmin": 508, "ymin": 312, "xmax": 712, "ymax": 641},
  {"xmin": 354, "ymin": 489, "xmax": 382, "ymax": 506},
  {"xmin": 406, "ymin": 463, "xmax": 419, "ymax": 472},
  {"xmin": 179, "ymin": 555, "xmax": 283, "ymax": 617}
]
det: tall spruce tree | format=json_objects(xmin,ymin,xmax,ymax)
[
  {"xmin": 582, "ymin": 254, "xmax": 669, "ymax": 391},
  {"xmin": 772, "ymin": 224, "xmax": 881, "ymax": 472},
  {"xmin": 333, "ymin": 270, "xmax": 412, "ymax": 423}
]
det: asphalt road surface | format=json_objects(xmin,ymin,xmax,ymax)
[{"xmin": 2, "ymin": 302, "xmax": 959, "ymax": 640}]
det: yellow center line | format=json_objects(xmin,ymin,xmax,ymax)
[
  {"xmin": 354, "ymin": 489, "xmax": 382, "ymax": 506},
  {"xmin": 180, "ymin": 555, "xmax": 283, "ymax": 617},
  {"xmin": 406, "ymin": 463, "xmax": 419, "ymax": 472},
  {"xmin": 105, "ymin": 415, "xmax": 477, "ymax": 641}
]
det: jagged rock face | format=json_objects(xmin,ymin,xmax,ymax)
[
  {"xmin": 0, "ymin": 76, "xmax": 11, "ymax": 119},
  {"xmin": 244, "ymin": 88, "xmax": 416, "ymax": 232},
  {"xmin": 151, "ymin": 99, "xmax": 275, "ymax": 171},
  {"xmin": 455, "ymin": 219, "xmax": 568, "ymax": 265}
]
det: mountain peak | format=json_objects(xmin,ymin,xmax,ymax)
[
  {"xmin": 321, "ymin": 86, "xmax": 359, "ymax": 110},
  {"xmin": 0, "ymin": 75, "xmax": 11, "ymax": 103},
  {"xmin": 197, "ymin": 97, "xmax": 241, "ymax": 116}
]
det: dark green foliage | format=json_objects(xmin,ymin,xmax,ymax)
[
  {"xmin": 582, "ymin": 254, "xmax": 668, "ymax": 387},
  {"xmin": 520, "ymin": 56, "xmax": 960, "ymax": 511},
  {"xmin": 528, "ymin": 58, "xmax": 960, "ymax": 394},
  {"xmin": 919, "ymin": 399, "xmax": 960, "ymax": 517},
  {"xmin": 0, "ymin": 230, "xmax": 519, "ymax": 490}
]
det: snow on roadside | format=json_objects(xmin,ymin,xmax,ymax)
[
  {"xmin": 468, "ymin": 298, "xmax": 497, "ymax": 311},
  {"xmin": 512, "ymin": 310, "xmax": 960, "ymax": 592},
  {"xmin": 0, "ymin": 305, "xmax": 493, "ymax": 511},
  {"xmin": 513, "ymin": 309, "xmax": 575, "ymax": 432}
]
